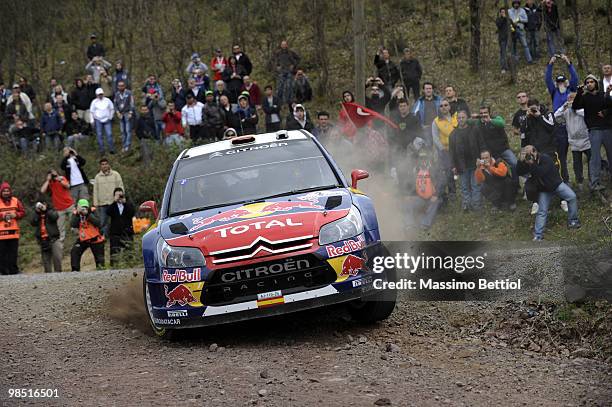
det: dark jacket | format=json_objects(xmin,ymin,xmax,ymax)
[
  {"xmin": 286, "ymin": 114, "xmax": 314, "ymax": 132},
  {"xmin": 474, "ymin": 119, "xmax": 510, "ymax": 158},
  {"xmin": 63, "ymin": 118, "xmax": 90, "ymax": 136},
  {"xmin": 106, "ymin": 201, "xmax": 135, "ymax": 238},
  {"xmin": 70, "ymin": 84, "xmax": 92, "ymax": 110},
  {"xmin": 399, "ymin": 58, "xmax": 422, "ymax": 83},
  {"xmin": 274, "ymin": 49, "xmax": 300, "ymax": 74},
  {"xmin": 541, "ymin": 3, "xmax": 561, "ymax": 31},
  {"xmin": 496, "ymin": 16, "xmax": 509, "ymax": 42},
  {"xmin": 517, "ymin": 153, "xmax": 562, "ymax": 193},
  {"xmin": 235, "ymin": 106, "xmax": 258, "ymax": 135},
  {"xmin": 374, "ymin": 54, "xmax": 399, "ymax": 87},
  {"xmin": 41, "ymin": 110, "xmax": 63, "ymax": 134},
  {"xmin": 212, "ymin": 89, "xmax": 230, "ymax": 106},
  {"xmin": 172, "ymin": 87, "xmax": 187, "ymax": 111},
  {"xmin": 60, "ymin": 154, "xmax": 89, "ymax": 185},
  {"xmin": 294, "ymin": 78, "xmax": 313, "ymax": 104},
  {"xmin": 31, "ymin": 209, "xmax": 60, "ymax": 242},
  {"xmin": 524, "ymin": 4, "xmax": 541, "ymax": 31},
  {"xmin": 572, "ymin": 88, "xmax": 612, "ymax": 130},
  {"xmin": 235, "ymin": 52, "xmax": 253, "ymax": 76},
  {"xmin": 521, "ymin": 113, "xmax": 557, "ymax": 155},
  {"xmin": 203, "ymin": 102, "xmax": 225, "ymax": 128},
  {"xmin": 262, "ymin": 95, "xmax": 282, "ymax": 125},
  {"xmin": 365, "ymin": 87, "xmax": 391, "ymax": 115},
  {"xmin": 87, "ymin": 43, "xmax": 106, "ymax": 60},
  {"xmin": 221, "ymin": 105, "xmax": 241, "ymax": 130},
  {"xmin": 222, "ymin": 65, "xmax": 247, "ymax": 103},
  {"xmin": 135, "ymin": 112, "xmax": 156, "ymax": 139},
  {"xmin": 449, "ymin": 99, "xmax": 470, "ymax": 116},
  {"xmin": 389, "ymin": 110, "xmax": 420, "ymax": 153},
  {"xmin": 449, "ymin": 125, "xmax": 485, "ymax": 173}
]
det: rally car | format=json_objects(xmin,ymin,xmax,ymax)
[{"xmin": 140, "ymin": 130, "xmax": 396, "ymax": 338}]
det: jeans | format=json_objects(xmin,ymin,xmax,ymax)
[
  {"xmin": 572, "ymin": 149, "xmax": 591, "ymax": 184},
  {"xmin": 94, "ymin": 120, "xmax": 115, "ymax": 153},
  {"xmin": 403, "ymin": 80, "xmax": 420, "ymax": 100},
  {"xmin": 41, "ymin": 239, "xmax": 63, "ymax": 273},
  {"xmin": 276, "ymin": 71, "xmax": 295, "ymax": 106},
  {"xmin": 534, "ymin": 182, "xmax": 578, "ymax": 239},
  {"xmin": 97, "ymin": 205, "xmax": 109, "ymax": 237},
  {"xmin": 438, "ymin": 150, "xmax": 455, "ymax": 194},
  {"xmin": 45, "ymin": 132, "xmax": 62, "ymax": 150},
  {"xmin": 139, "ymin": 137, "xmax": 152, "ymax": 166},
  {"xmin": 56, "ymin": 205, "xmax": 74, "ymax": 242},
  {"xmin": 154, "ymin": 120, "xmax": 164, "ymax": 142},
  {"xmin": 588, "ymin": 128, "xmax": 612, "ymax": 189},
  {"xmin": 70, "ymin": 184, "xmax": 89, "ymax": 203},
  {"xmin": 526, "ymin": 30, "xmax": 539, "ymax": 58},
  {"xmin": 119, "ymin": 115, "xmax": 132, "ymax": 150},
  {"xmin": 511, "ymin": 29, "xmax": 533, "ymax": 63},
  {"xmin": 554, "ymin": 125, "xmax": 570, "ymax": 183},
  {"xmin": 404, "ymin": 196, "xmax": 443, "ymax": 230},
  {"xmin": 67, "ymin": 133, "xmax": 87, "ymax": 147},
  {"xmin": 460, "ymin": 170, "xmax": 482, "ymax": 210},
  {"xmin": 164, "ymin": 133, "xmax": 183, "ymax": 146},
  {"xmin": 499, "ymin": 149, "xmax": 519, "ymax": 187},
  {"xmin": 499, "ymin": 38, "xmax": 509, "ymax": 71},
  {"xmin": 546, "ymin": 29, "xmax": 565, "ymax": 57}
]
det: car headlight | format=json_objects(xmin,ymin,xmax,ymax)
[
  {"xmin": 318, "ymin": 205, "xmax": 364, "ymax": 245},
  {"xmin": 157, "ymin": 238, "xmax": 205, "ymax": 268}
]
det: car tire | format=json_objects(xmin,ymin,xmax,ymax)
[
  {"xmin": 143, "ymin": 274, "xmax": 181, "ymax": 340},
  {"xmin": 349, "ymin": 265, "xmax": 397, "ymax": 323}
]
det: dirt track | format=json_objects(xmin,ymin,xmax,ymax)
[{"xmin": 1, "ymin": 268, "xmax": 610, "ymax": 407}]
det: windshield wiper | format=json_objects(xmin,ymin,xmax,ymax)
[
  {"xmin": 249, "ymin": 184, "xmax": 341, "ymax": 203},
  {"xmin": 169, "ymin": 199, "xmax": 255, "ymax": 217}
]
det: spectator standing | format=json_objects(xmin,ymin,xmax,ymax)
[
  {"xmin": 273, "ymin": 40, "xmax": 300, "ymax": 106},
  {"xmin": 85, "ymin": 56, "xmax": 112, "ymax": 84},
  {"xmin": 60, "ymin": 147, "xmax": 89, "ymax": 202},
  {"xmin": 70, "ymin": 199, "xmax": 105, "ymax": 271},
  {"xmin": 293, "ymin": 70, "xmax": 313, "ymax": 105},
  {"xmin": 475, "ymin": 150, "xmax": 516, "ymax": 211},
  {"xmin": 171, "ymin": 79, "xmax": 186, "ymax": 111},
  {"xmin": 185, "ymin": 78, "xmax": 206, "ymax": 104},
  {"xmin": 31, "ymin": 202, "xmax": 62, "ymax": 273},
  {"xmin": 71, "ymin": 79, "xmax": 93, "ymax": 124},
  {"xmin": 496, "ymin": 8, "xmax": 510, "ymax": 73},
  {"xmin": 93, "ymin": 158, "xmax": 123, "ymax": 237},
  {"xmin": 18, "ymin": 77, "xmax": 36, "ymax": 104},
  {"xmin": 444, "ymin": 86, "xmax": 470, "ymax": 116},
  {"xmin": 223, "ymin": 56, "xmax": 246, "ymax": 105},
  {"xmin": 181, "ymin": 93, "xmax": 206, "ymax": 144},
  {"xmin": 112, "ymin": 60, "xmax": 130, "ymax": 95},
  {"xmin": 203, "ymin": 91, "xmax": 225, "ymax": 142},
  {"xmin": 600, "ymin": 64, "xmax": 612, "ymax": 93},
  {"xmin": 7, "ymin": 84, "xmax": 34, "ymax": 120},
  {"xmin": 220, "ymin": 95, "xmax": 241, "ymax": 131},
  {"xmin": 517, "ymin": 145, "xmax": 580, "ymax": 240},
  {"xmin": 412, "ymin": 82, "xmax": 442, "ymax": 147},
  {"xmin": 232, "ymin": 44, "xmax": 253, "ymax": 76},
  {"xmin": 390, "ymin": 98, "xmax": 421, "ymax": 158},
  {"xmin": 134, "ymin": 105, "xmax": 156, "ymax": 165},
  {"xmin": 0, "ymin": 182, "xmax": 25, "ymax": 275},
  {"xmin": 449, "ymin": 111, "xmax": 484, "ymax": 211},
  {"xmin": 241, "ymin": 76, "xmax": 262, "ymax": 108},
  {"xmin": 141, "ymin": 75, "xmax": 164, "ymax": 102},
  {"xmin": 374, "ymin": 47, "xmax": 399, "ymax": 90},
  {"xmin": 399, "ymin": 48, "xmax": 422, "ymax": 100},
  {"xmin": 554, "ymin": 92, "xmax": 590, "ymax": 190},
  {"xmin": 524, "ymin": 0, "xmax": 542, "ymax": 60},
  {"xmin": 572, "ymin": 74, "xmax": 612, "ymax": 191},
  {"xmin": 106, "ymin": 188, "xmax": 135, "ymax": 267},
  {"xmin": 262, "ymin": 85, "xmax": 282, "ymax": 132},
  {"xmin": 365, "ymin": 78, "xmax": 391, "ymax": 115},
  {"xmin": 432, "ymin": 99, "xmax": 458, "ymax": 195},
  {"xmin": 311, "ymin": 111, "xmax": 333, "ymax": 141},
  {"xmin": 145, "ymin": 88, "xmax": 166, "ymax": 142},
  {"xmin": 53, "ymin": 94, "xmax": 72, "ymax": 125},
  {"xmin": 40, "ymin": 169, "xmax": 74, "ymax": 242},
  {"xmin": 113, "ymin": 81, "xmax": 134, "ymax": 152},
  {"xmin": 235, "ymin": 94, "xmax": 258, "ymax": 135},
  {"xmin": 212, "ymin": 80, "xmax": 230, "ymax": 105},
  {"xmin": 90, "ymin": 88, "xmax": 115, "ymax": 154},
  {"xmin": 541, "ymin": 0, "xmax": 565, "ymax": 57},
  {"xmin": 210, "ymin": 48, "xmax": 228, "ymax": 82},
  {"xmin": 512, "ymin": 91, "xmax": 530, "ymax": 141},
  {"xmin": 508, "ymin": 0, "xmax": 533, "ymax": 65},
  {"xmin": 161, "ymin": 102, "xmax": 184, "ymax": 146},
  {"xmin": 286, "ymin": 104, "xmax": 314, "ymax": 131},
  {"xmin": 40, "ymin": 102, "xmax": 63, "ymax": 150},
  {"xmin": 186, "ymin": 53, "xmax": 208, "ymax": 77},
  {"xmin": 87, "ymin": 33, "xmax": 105, "ymax": 60}
]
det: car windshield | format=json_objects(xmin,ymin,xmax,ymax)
[{"xmin": 168, "ymin": 140, "xmax": 341, "ymax": 216}]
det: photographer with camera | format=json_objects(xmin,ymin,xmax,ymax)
[
  {"xmin": 0, "ymin": 182, "xmax": 25, "ymax": 275},
  {"xmin": 31, "ymin": 201, "xmax": 62, "ymax": 273},
  {"xmin": 365, "ymin": 77, "xmax": 390, "ymax": 115},
  {"xmin": 106, "ymin": 188, "xmax": 135, "ymax": 267},
  {"xmin": 40, "ymin": 169, "xmax": 74, "ymax": 242},
  {"xmin": 60, "ymin": 147, "xmax": 89, "ymax": 203},
  {"xmin": 70, "ymin": 199, "xmax": 105, "ymax": 271},
  {"xmin": 474, "ymin": 150, "xmax": 516, "ymax": 212},
  {"xmin": 517, "ymin": 145, "xmax": 580, "ymax": 241}
]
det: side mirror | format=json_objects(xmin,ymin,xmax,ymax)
[
  {"xmin": 351, "ymin": 169, "xmax": 369, "ymax": 189},
  {"xmin": 139, "ymin": 200, "xmax": 159, "ymax": 220}
]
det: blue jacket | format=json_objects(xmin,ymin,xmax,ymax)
[
  {"xmin": 412, "ymin": 95, "xmax": 442, "ymax": 126},
  {"xmin": 545, "ymin": 63, "xmax": 578, "ymax": 112},
  {"xmin": 41, "ymin": 110, "xmax": 63, "ymax": 133}
]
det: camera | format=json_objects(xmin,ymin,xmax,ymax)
[
  {"xmin": 479, "ymin": 159, "xmax": 485, "ymax": 165},
  {"xmin": 35, "ymin": 202, "xmax": 45, "ymax": 211},
  {"xmin": 525, "ymin": 153, "xmax": 535, "ymax": 161},
  {"xmin": 554, "ymin": 54, "xmax": 562, "ymax": 58},
  {"xmin": 530, "ymin": 107, "xmax": 538, "ymax": 113}
]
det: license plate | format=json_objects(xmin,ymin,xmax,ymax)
[{"xmin": 257, "ymin": 290, "xmax": 282, "ymax": 301}]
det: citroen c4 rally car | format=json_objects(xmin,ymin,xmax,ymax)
[{"xmin": 140, "ymin": 130, "xmax": 396, "ymax": 338}]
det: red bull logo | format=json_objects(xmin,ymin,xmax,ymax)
[
  {"xmin": 325, "ymin": 236, "xmax": 366, "ymax": 258},
  {"xmin": 341, "ymin": 255, "xmax": 364, "ymax": 277},
  {"xmin": 161, "ymin": 268, "xmax": 202, "ymax": 283},
  {"xmin": 164, "ymin": 284, "xmax": 197, "ymax": 307},
  {"xmin": 188, "ymin": 201, "xmax": 323, "ymax": 233}
]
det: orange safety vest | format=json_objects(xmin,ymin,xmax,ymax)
[
  {"xmin": 0, "ymin": 197, "xmax": 20, "ymax": 240},
  {"xmin": 416, "ymin": 167, "xmax": 435, "ymax": 200},
  {"xmin": 74, "ymin": 209, "xmax": 104, "ymax": 244}
]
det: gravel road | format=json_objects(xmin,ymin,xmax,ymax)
[{"xmin": 1, "ymin": 254, "xmax": 611, "ymax": 407}]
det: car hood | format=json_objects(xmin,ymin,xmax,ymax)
[{"xmin": 161, "ymin": 189, "xmax": 351, "ymax": 261}]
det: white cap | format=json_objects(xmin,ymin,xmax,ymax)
[{"xmin": 95, "ymin": 88, "xmax": 104, "ymax": 95}]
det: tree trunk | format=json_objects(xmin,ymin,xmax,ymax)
[
  {"xmin": 568, "ymin": 0, "xmax": 587, "ymax": 70},
  {"xmin": 353, "ymin": 0, "xmax": 366, "ymax": 105},
  {"xmin": 313, "ymin": 0, "xmax": 329, "ymax": 98},
  {"xmin": 469, "ymin": 0, "xmax": 481, "ymax": 72},
  {"xmin": 452, "ymin": 0, "xmax": 462, "ymax": 40},
  {"xmin": 373, "ymin": 1, "xmax": 385, "ymax": 49}
]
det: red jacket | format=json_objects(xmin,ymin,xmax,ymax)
[
  {"xmin": 162, "ymin": 111, "xmax": 184, "ymax": 136},
  {"xmin": 242, "ymin": 83, "xmax": 262, "ymax": 106},
  {"xmin": 210, "ymin": 56, "xmax": 228, "ymax": 82}
]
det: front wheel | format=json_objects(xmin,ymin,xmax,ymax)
[
  {"xmin": 348, "ymin": 289, "xmax": 397, "ymax": 323},
  {"xmin": 143, "ymin": 275, "xmax": 180, "ymax": 340}
]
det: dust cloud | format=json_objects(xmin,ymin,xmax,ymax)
[{"xmin": 107, "ymin": 273, "xmax": 151, "ymax": 334}]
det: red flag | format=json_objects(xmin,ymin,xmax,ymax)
[{"xmin": 341, "ymin": 102, "xmax": 399, "ymax": 130}]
